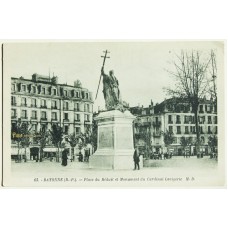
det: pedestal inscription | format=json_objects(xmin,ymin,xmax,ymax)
[{"xmin": 98, "ymin": 126, "xmax": 114, "ymax": 149}]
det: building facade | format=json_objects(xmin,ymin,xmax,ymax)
[
  {"xmin": 130, "ymin": 98, "xmax": 217, "ymax": 156},
  {"xmin": 11, "ymin": 74, "xmax": 93, "ymax": 157}
]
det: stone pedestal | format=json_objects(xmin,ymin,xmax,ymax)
[{"xmin": 89, "ymin": 110, "xmax": 136, "ymax": 169}]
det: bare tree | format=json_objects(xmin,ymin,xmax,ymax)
[{"xmin": 165, "ymin": 50, "xmax": 212, "ymax": 153}]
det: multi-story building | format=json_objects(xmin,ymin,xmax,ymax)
[
  {"xmin": 11, "ymin": 74, "xmax": 93, "ymax": 155},
  {"xmin": 130, "ymin": 97, "xmax": 217, "ymax": 156}
]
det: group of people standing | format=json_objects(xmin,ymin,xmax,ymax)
[{"xmin": 61, "ymin": 148, "xmax": 91, "ymax": 166}]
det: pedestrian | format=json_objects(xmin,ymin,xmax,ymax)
[
  {"xmin": 78, "ymin": 151, "xmax": 83, "ymax": 162},
  {"xmin": 133, "ymin": 149, "xmax": 140, "ymax": 170},
  {"xmin": 61, "ymin": 148, "xmax": 68, "ymax": 166}
]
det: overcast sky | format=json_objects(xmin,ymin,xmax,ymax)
[{"xmin": 4, "ymin": 41, "xmax": 222, "ymax": 111}]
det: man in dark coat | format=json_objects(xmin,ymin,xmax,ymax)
[
  {"xmin": 61, "ymin": 149, "xmax": 68, "ymax": 166},
  {"xmin": 133, "ymin": 149, "xmax": 140, "ymax": 170}
]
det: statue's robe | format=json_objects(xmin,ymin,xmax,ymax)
[{"xmin": 102, "ymin": 71, "xmax": 121, "ymax": 110}]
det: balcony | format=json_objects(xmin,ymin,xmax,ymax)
[
  {"xmin": 21, "ymin": 116, "xmax": 28, "ymax": 120},
  {"xmin": 40, "ymin": 105, "xmax": 47, "ymax": 109},
  {"xmin": 51, "ymin": 118, "xmax": 58, "ymax": 122},
  {"xmin": 63, "ymin": 119, "xmax": 69, "ymax": 122},
  {"xmin": 40, "ymin": 118, "xmax": 47, "ymax": 121},
  {"xmin": 168, "ymin": 120, "xmax": 173, "ymax": 124},
  {"xmin": 11, "ymin": 102, "xmax": 17, "ymax": 106},
  {"xmin": 51, "ymin": 106, "xmax": 58, "ymax": 109},
  {"xmin": 63, "ymin": 107, "xmax": 69, "ymax": 111},
  {"xmin": 31, "ymin": 104, "xmax": 37, "ymax": 108},
  {"xmin": 84, "ymin": 120, "xmax": 91, "ymax": 124},
  {"xmin": 74, "ymin": 108, "xmax": 80, "ymax": 112},
  {"xmin": 140, "ymin": 122, "xmax": 151, "ymax": 127},
  {"xmin": 152, "ymin": 121, "xmax": 161, "ymax": 128},
  {"xmin": 176, "ymin": 120, "xmax": 181, "ymax": 124},
  {"xmin": 11, "ymin": 115, "xmax": 17, "ymax": 119},
  {"xmin": 31, "ymin": 116, "xmax": 37, "ymax": 120},
  {"xmin": 153, "ymin": 132, "xmax": 161, "ymax": 137},
  {"xmin": 184, "ymin": 120, "xmax": 190, "ymax": 124},
  {"xmin": 74, "ymin": 120, "xmax": 81, "ymax": 125},
  {"xmin": 21, "ymin": 103, "xmax": 27, "ymax": 107},
  {"xmin": 184, "ymin": 131, "xmax": 189, "ymax": 134}
]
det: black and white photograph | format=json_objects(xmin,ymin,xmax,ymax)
[{"xmin": 1, "ymin": 41, "xmax": 225, "ymax": 187}]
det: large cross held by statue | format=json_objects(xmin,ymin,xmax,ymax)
[{"xmin": 95, "ymin": 50, "xmax": 110, "ymax": 100}]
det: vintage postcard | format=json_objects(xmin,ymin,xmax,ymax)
[{"xmin": 1, "ymin": 41, "xmax": 226, "ymax": 187}]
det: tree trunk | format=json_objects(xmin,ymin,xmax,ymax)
[
  {"xmin": 39, "ymin": 147, "xmax": 43, "ymax": 162},
  {"xmin": 17, "ymin": 141, "xmax": 21, "ymax": 162},
  {"xmin": 24, "ymin": 147, "xmax": 27, "ymax": 162},
  {"xmin": 56, "ymin": 143, "xmax": 60, "ymax": 162},
  {"xmin": 193, "ymin": 104, "xmax": 200, "ymax": 155}
]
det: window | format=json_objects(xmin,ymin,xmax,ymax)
[
  {"xmin": 85, "ymin": 114, "xmax": 89, "ymax": 121},
  {"xmin": 21, "ymin": 97, "xmax": 27, "ymax": 106},
  {"xmin": 32, "ymin": 124, "xmax": 37, "ymax": 132},
  {"xmin": 53, "ymin": 88, "xmax": 57, "ymax": 95},
  {"xmin": 32, "ymin": 86, "xmax": 36, "ymax": 93},
  {"xmin": 192, "ymin": 116, "xmax": 195, "ymax": 124},
  {"xmin": 64, "ymin": 101, "xmax": 69, "ymax": 110},
  {"xmin": 64, "ymin": 113, "xmax": 68, "ymax": 120},
  {"xmin": 64, "ymin": 126, "xmax": 69, "ymax": 134},
  {"xmin": 185, "ymin": 126, "xmax": 189, "ymax": 134},
  {"xmin": 199, "ymin": 116, "xmax": 205, "ymax": 124},
  {"xmin": 11, "ymin": 96, "xmax": 16, "ymax": 105},
  {"xmin": 75, "ymin": 114, "xmax": 80, "ymax": 121},
  {"xmin": 177, "ymin": 126, "xmax": 181, "ymax": 134},
  {"xmin": 21, "ymin": 110, "xmax": 27, "ymax": 119},
  {"xmin": 41, "ymin": 99, "xmax": 46, "ymax": 107},
  {"xmin": 176, "ymin": 115, "xmax": 181, "ymax": 124},
  {"xmin": 199, "ymin": 105, "xmax": 203, "ymax": 112},
  {"xmin": 42, "ymin": 87, "xmax": 46, "ymax": 94},
  {"xmin": 76, "ymin": 91, "xmax": 80, "ymax": 98},
  {"xmin": 41, "ymin": 111, "xmax": 46, "ymax": 119},
  {"xmin": 64, "ymin": 90, "xmax": 67, "ymax": 96},
  {"xmin": 75, "ymin": 127, "xmax": 81, "ymax": 135},
  {"xmin": 11, "ymin": 84, "xmax": 16, "ymax": 91},
  {"xmin": 208, "ymin": 116, "xmax": 212, "ymax": 124},
  {"xmin": 41, "ymin": 124, "xmax": 46, "ymax": 132},
  {"xmin": 74, "ymin": 102, "xmax": 80, "ymax": 111},
  {"xmin": 52, "ymin": 100, "xmax": 57, "ymax": 109},
  {"xmin": 168, "ymin": 126, "xmax": 173, "ymax": 133},
  {"xmin": 192, "ymin": 126, "xmax": 195, "ymax": 133},
  {"xmin": 31, "ymin": 98, "xmax": 36, "ymax": 107},
  {"xmin": 52, "ymin": 112, "xmax": 57, "ymax": 120},
  {"xmin": 208, "ymin": 126, "xmax": 211, "ymax": 134},
  {"xmin": 87, "ymin": 104, "xmax": 90, "ymax": 112},
  {"xmin": 184, "ymin": 115, "xmax": 189, "ymax": 123},
  {"xmin": 11, "ymin": 109, "xmax": 16, "ymax": 118},
  {"xmin": 21, "ymin": 85, "xmax": 26, "ymax": 92},
  {"xmin": 168, "ymin": 115, "xmax": 172, "ymax": 123},
  {"xmin": 215, "ymin": 126, "xmax": 218, "ymax": 134},
  {"xmin": 31, "ymin": 110, "xmax": 37, "ymax": 119},
  {"xmin": 86, "ymin": 93, "xmax": 89, "ymax": 99},
  {"xmin": 214, "ymin": 116, "xmax": 217, "ymax": 124}
]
